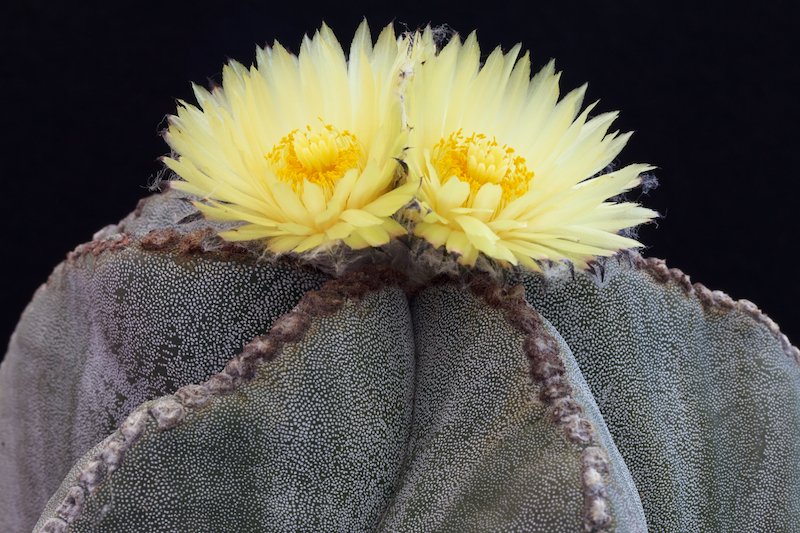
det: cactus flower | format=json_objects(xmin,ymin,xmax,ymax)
[
  {"xmin": 163, "ymin": 21, "xmax": 419, "ymax": 253},
  {"xmin": 405, "ymin": 29, "xmax": 658, "ymax": 269}
]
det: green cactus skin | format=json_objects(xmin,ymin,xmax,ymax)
[
  {"xmin": 522, "ymin": 259, "xmax": 800, "ymax": 531},
  {"xmin": 2, "ymin": 189, "xmax": 799, "ymax": 532},
  {"xmin": 378, "ymin": 282, "xmax": 646, "ymax": 532},
  {"xmin": 0, "ymin": 191, "xmax": 331, "ymax": 532},
  {"xmin": 40, "ymin": 285, "xmax": 416, "ymax": 533}
]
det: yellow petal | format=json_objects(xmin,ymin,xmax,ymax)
[
  {"xmin": 339, "ymin": 209, "xmax": 384, "ymax": 227},
  {"xmin": 445, "ymin": 230, "xmax": 470, "ymax": 255},
  {"xmin": 381, "ymin": 217, "xmax": 407, "ymax": 237},
  {"xmin": 301, "ymin": 181, "xmax": 327, "ymax": 218},
  {"xmin": 492, "ymin": 242, "xmax": 518, "ymax": 264},
  {"xmin": 325, "ymin": 221, "xmax": 355, "ymax": 240},
  {"xmin": 436, "ymin": 177, "xmax": 471, "ymax": 214},
  {"xmin": 163, "ymin": 24, "xmax": 418, "ymax": 255},
  {"xmin": 354, "ymin": 225, "xmax": 390, "ymax": 246},
  {"xmin": 360, "ymin": 180, "xmax": 418, "ymax": 217},
  {"xmin": 404, "ymin": 34, "xmax": 656, "ymax": 269},
  {"xmin": 219, "ymin": 224, "xmax": 286, "ymax": 241},
  {"xmin": 454, "ymin": 215, "xmax": 499, "ymax": 255},
  {"xmin": 276, "ymin": 222, "xmax": 316, "ymax": 236},
  {"xmin": 345, "ymin": 160, "xmax": 384, "ymax": 210},
  {"xmin": 343, "ymin": 231, "xmax": 369, "ymax": 249},
  {"xmin": 270, "ymin": 182, "xmax": 313, "ymax": 227},
  {"xmin": 268, "ymin": 235, "xmax": 309, "ymax": 253},
  {"xmin": 470, "ymin": 183, "xmax": 502, "ymax": 222},
  {"xmin": 488, "ymin": 219, "xmax": 527, "ymax": 232},
  {"xmin": 449, "ymin": 207, "xmax": 493, "ymax": 215},
  {"xmin": 414, "ymin": 221, "xmax": 452, "ymax": 248},
  {"xmin": 315, "ymin": 168, "xmax": 359, "ymax": 227},
  {"xmin": 293, "ymin": 233, "xmax": 327, "ymax": 253},
  {"xmin": 423, "ymin": 210, "xmax": 450, "ymax": 224},
  {"xmin": 192, "ymin": 201, "xmax": 279, "ymax": 227},
  {"xmin": 457, "ymin": 244, "xmax": 480, "ymax": 266}
]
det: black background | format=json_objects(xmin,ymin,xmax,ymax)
[{"xmin": 2, "ymin": 1, "xmax": 798, "ymax": 356}]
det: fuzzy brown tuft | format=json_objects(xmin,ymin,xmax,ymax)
[
  {"xmin": 140, "ymin": 229, "xmax": 182, "ymax": 251},
  {"xmin": 180, "ymin": 228, "xmax": 215, "ymax": 255},
  {"xmin": 297, "ymin": 289, "xmax": 346, "ymax": 317},
  {"xmin": 269, "ymin": 312, "xmax": 312, "ymax": 343}
]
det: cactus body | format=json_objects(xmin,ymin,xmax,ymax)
[
  {"xmin": 522, "ymin": 261, "xmax": 800, "ymax": 531},
  {"xmin": 0, "ymin": 192, "xmax": 330, "ymax": 530},
  {"xmin": 2, "ymin": 189, "xmax": 799, "ymax": 532}
]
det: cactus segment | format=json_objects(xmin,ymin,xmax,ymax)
[
  {"xmin": 33, "ymin": 436, "xmax": 112, "ymax": 533},
  {"xmin": 0, "ymin": 219, "xmax": 331, "ymax": 532},
  {"xmin": 377, "ymin": 281, "xmax": 646, "ymax": 532},
  {"xmin": 522, "ymin": 256, "xmax": 800, "ymax": 532},
  {"xmin": 37, "ymin": 282, "xmax": 416, "ymax": 533}
]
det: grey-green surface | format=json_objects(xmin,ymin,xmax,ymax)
[
  {"xmin": 3, "ymin": 191, "xmax": 800, "ymax": 532},
  {"xmin": 63, "ymin": 287, "xmax": 415, "ymax": 532},
  {"xmin": 0, "ymin": 192, "xmax": 330, "ymax": 532},
  {"xmin": 37, "ymin": 283, "xmax": 645, "ymax": 532},
  {"xmin": 377, "ymin": 283, "xmax": 646, "ymax": 532},
  {"xmin": 522, "ymin": 261, "xmax": 800, "ymax": 532}
]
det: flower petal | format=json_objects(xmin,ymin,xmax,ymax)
[
  {"xmin": 354, "ymin": 225, "xmax": 391, "ymax": 246},
  {"xmin": 325, "ymin": 221, "xmax": 355, "ymax": 240},
  {"xmin": 339, "ymin": 209, "xmax": 384, "ymax": 227},
  {"xmin": 454, "ymin": 215, "xmax": 499, "ymax": 256},
  {"xmin": 414, "ymin": 221, "xmax": 453, "ymax": 248},
  {"xmin": 436, "ymin": 177, "xmax": 471, "ymax": 215},
  {"xmin": 445, "ymin": 230, "xmax": 470, "ymax": 255},
  {"xmin": 470, "ymin": 183, "xmax": 502, "ymax": 223}
]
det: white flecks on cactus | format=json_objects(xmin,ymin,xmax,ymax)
[
  {"xmin": 0, "ymin": 199, "xmax": 331, "ymax": 531},
  {"xmin": 33, "ymin": 275, "xmax": 650, "ymax": 532},
  {"xmin": 523, "ymin": 257, "xmax": 800, "ymax": 532},
  {"xmin": 4, "ymin": 193, "xmax": 800, "ymax": 532},
  {"xmin": 3, "ymin": 17, "xmax": 798, "ymax": 533},
  {"xmin": 49, "ymin": 286, "xmax": 416, "ymax": 533},
  {"xmin": 378, "ymin": 281, "xmax": 646, "ymax": 532}
]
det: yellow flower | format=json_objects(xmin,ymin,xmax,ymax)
[
  {"xmin": 405, "ymin": 30, "xmax": 658, "ymax": 270},
  {"xmin": 162, "ymin": 21, "xmax": 418, "ymax": 253}
]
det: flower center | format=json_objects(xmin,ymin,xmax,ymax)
[
  {"xmin": 267, "ymin": 124, "xmax": 361, "ymax": 191},
  {"xmin": 431, "ymin": 130, "xmax": 533, "ymax": 202}
]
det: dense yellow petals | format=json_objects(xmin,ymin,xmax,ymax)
[
  {"xmin": 164, "ymin": 21, "xmax": 658, "ymax": 271},
  {"xmin": 406, "ymin": 31, "xmax": 658, "ymax": 268},
  {"xmin": 339, "ymin": 209, "xmax": 384, "ymax": 227},
  {"xmin": 163, "ymin": 21, "xmax": 417, "ymax": 255}
]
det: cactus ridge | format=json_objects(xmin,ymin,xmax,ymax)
[
  {"xmin": 42, "ymin": 285, "xmax": 418, "ymax": 532},
  {"xmin": 378, "ymin": 280, "xmax": 646, "ymax": 532},
  {"xmin": 36, "ymin": 268, "xmax": 411, "ymax": 533},
  {"xmin": 468, "ymin": 279, "xmax": 614, "ymax": 530},
  {"xmin": 523, "ymin": 255, "xmax": 800, "ymax": 532},
  {"xmin": 628, "ymin": 252, "xmax": 800, "ymax": 367},
  {"xmin": 1, "ymin": 220, "xmax": 334, "ymax": 531}
]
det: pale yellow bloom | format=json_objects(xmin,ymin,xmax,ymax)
[
  {"xmin": 162, "ymin": 21, "xmax": 418, "ymax": 253},
  {"xmin": 405, "ymin": 29, "xmax": 658, "ymax": 270}
]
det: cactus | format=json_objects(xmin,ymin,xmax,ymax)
[{"xmin": 2, "ymin": 20, "xmax": 800, "ymax": 533}]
